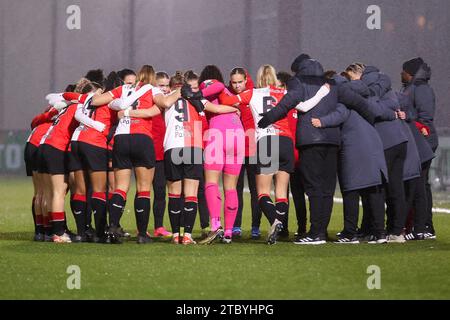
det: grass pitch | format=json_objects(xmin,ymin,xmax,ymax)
[{"xmin": 0, "ymin": 177, "xmax": 449, "ymax": 300}]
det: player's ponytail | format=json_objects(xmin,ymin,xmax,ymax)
[
  {"xmin": 170, "ymin": 71, "xmax": 184, "ymax": 89},
  {"xmin": 137, "ymin": 65, "xmax": 156, "ymax": 86},
  {"xmin": 256, "ymin": 64, "xmax": 277, "ymax": 88},
  {"xmin": 345, "ymin": 62, "xmax": 366, "ymax": 80},
  {"xmin": 80, "ymin": 81, "xmax": 104, "ymax": 94},
  {"xmin": 74, "ymin": 78, "xmax": 92, "ymax": 93}
]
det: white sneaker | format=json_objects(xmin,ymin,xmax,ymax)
[
  {"xmin": 182, "ymin": 233, "xmax": 197, "ymax": 245},
  {"xmin": 52, "ymin": 233, "xmax": 72, "ymax": 243},
  {"xmin": 221, "ymin": 236, "xmax": 232, "ymax": 244},
  {"xmin": 387, "ymin": 234, "xmax": 406, "ymax": 243},
  {"xmin": 368, "ymin": 235, "xmax": 388, "ymax": 244}
]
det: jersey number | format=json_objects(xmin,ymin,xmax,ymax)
[
  {"xmin": 52, "ymin": 107, "xmax": 69, "ymax": 126},
  {"xmin": 127, "ymin": 91, "xmax": 139, "ymax": 110},
  {"xmin": 175, "ymin": 99, "xmax": 189, "ymax": 122},
  {"xmin": 263, "ymin": 96, "xmax": 276, "ymax": 114}
]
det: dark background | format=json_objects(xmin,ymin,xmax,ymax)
[
  {"xmin": 1, "ymin": 0, "xmax": 449, "ymax": 130},
  {"xmin": 1, "ymin": 0, "xmax": 449, "ymax": 180}
]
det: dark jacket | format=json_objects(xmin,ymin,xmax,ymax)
[
  {"xmin": 398, "ymin": 94, "xmax": 435, "ymax": 165},
  {"xmin": 360, "ymin": 67, "xmax": 422, "ymax": 178},
  {"xmin": 319, "ymin": 103, "xmax": 387, "ymax": 192},
  {"xmin": 360, "ymin": 67, "xmax": 409, "ymax": 150},
  {"xmin": 400, "ymin": 64, "xmax": 438, "ymax": 150},
  {"xmin": 400, "ymin": 120, "xmax": 422, "ymax": 181},
  {"xmin": 262, "ymin": 59, "xmax": 376, "ymax": 148}
]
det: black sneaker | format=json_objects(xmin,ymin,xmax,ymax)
[
  {"xmin": 101, "ymin": 234, "xmax": 112, "ymax": 244},
  {"xmin": 278, "ymin": 229, "xmax": 289, "ymax": 239},
  {"xmin": 424, "ymin": 232, "xmax": 436, "ymax": 240},
  {"xmin": 293, "ymin": 231, "xmax": 307, "ymax": 243},
  {"xmin": 94, "ymin": 233, "xmax": 109, "ymax": 244},
  {"xmin": 358, "ymin": 233, "xmax": 374, "ymax": 242},
  {"xmin": 71, "ymin": 234, "xmax": 88, "ymax": 243},
  {"xmin": 423, "ymin": 225, "xmax": 435, "ymax": 239},
  {"xmin": 84, "ymin": 227, "xmax": 97, "ymax": 243},
  {"xmin": 405, "ymin": 232, "xmax": 425, "ymax": 241},
  {"xmin": 65, "ymin": 229, "xmax": 78, "ymax": 242},
  {"xmin": 137, "ymin": 234, "xmax": 153, "ymax": 244},
  {"xmin": 33, "ymin": 233, "xmax": 45, "ymax": 242},
  {"xmin": 293, "ymin": 234, "xmax": 326, "ymax": 245},
  {"xmin": 368, "ymin": 234, "xmax": 388, "ymax": 244},
  {"xmin": 106, "ymin": 226, "xmax": 123, "ymax": 244},
  {"xmin": 334, "ymin": 235, "xmax": 359, "ymax": 244},
  {"xmin": 116, "ymin": 227, "xmax": 131, "ymax": 238}
]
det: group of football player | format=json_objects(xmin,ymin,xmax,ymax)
[{"xmin": 24, "ymin": 54, "xmax": 438, "ymax": 245}]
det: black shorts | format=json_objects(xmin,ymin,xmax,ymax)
[
  {"xmin": 112, "ymin": 134, "xmax": 155, "ymax": 169},
  {"xmin": 107, "ymin": 149, "xmax": 113, "ymax": 171},
  {"xmin": 256, "ymin": 135, "xmax": 294, "ymax": 175},
  {"xmin": 38, "ymin": 144, "xmax": 70, "ymax": 175},
  {"xmin": 164, "ymin": 147, "xmax": 203, "ymax": 181},
  {"xmin": 24, "ymin": 143, "xmax": 39, "ymax": 176},
  {"xmin": 69, "ymin": 141, "xmax": 109, "ymax": 172}
]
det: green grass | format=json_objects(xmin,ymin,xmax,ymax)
[{"xmin": 1, "ymin": 177, "xmax": 449, "ymax": 300}]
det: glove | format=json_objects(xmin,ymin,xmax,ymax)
[
  {"xmin": 258, "ymin": 114, "xmax": 272, "ymax": 129},
  {"xmin": 181, "ymin": 84, "xmax": 194, "ymax": 100},
  {"xmin": 192, "ymin": 90, "xmax": 204, "ymax": 100},
  {"xmin": 181, "ymin": 84, "xmax": 204, "ymax": 100},
  {"xmin": 190, "ymin": 99, "xmax": 206, "ymax": 113}
]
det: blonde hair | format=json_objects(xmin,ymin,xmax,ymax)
[
  {"xmin": 137, "ymin": 65, "xmax": 156, "ymax": 85},
  {"xmin": 346, "ymin": 62, "xmax": 366, "ymax": 76},
  {"xmin": 74, "ymin": 77, "xmax": 91, "ymax": 93},
  {"xmin": 256, "ymin": 64, "xmax": 277, "ymax": 88}
]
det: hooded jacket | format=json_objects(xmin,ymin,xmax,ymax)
[
  {"xmin": 261, "ymin": 59, "xmax": 376, "ymax": 148},
  {"xmin": 400, "ymin": 64, "xmax": 438, "ymax": 150}
]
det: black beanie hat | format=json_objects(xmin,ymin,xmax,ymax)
[
  {"xmin": 403, "ymin": 57, "xmax": 424, "ymax": 76},
  {"xmin": 291, "ymin": 53, "xmax": 311, "ymax": 73}
]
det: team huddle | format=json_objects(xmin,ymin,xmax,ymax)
[{"xmin": 24, "ymin": 54, "xmax": 438, "ymax": 245}]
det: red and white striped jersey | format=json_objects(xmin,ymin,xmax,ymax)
[
  {"xmin": 163, "ymin": 98, "xmax": 204, "ymax": 151},
  {"xmin": 40, "ymin": 103, "xmax": 79, "ymax": 151},
  {"xmin": 27, "ymin": 108, "xmax": 59, "ymax": 147},
  {"xmin": 71, "ymin": 94, "xmax": 118, "ymax": 149},
  {"xmin": 28, "ymin": 122, "xmax": 53, "ymax": 147},
  {"xmin": 77, "ymin": 104, "xmax": 117, "ymax": 149},
  {"xmin": 220, "ymin": 86, "xmax": 293, "ymax": 142},
  {"xmin": 109, "ymin": 84, "xmax": 162, "ymax": 138}
]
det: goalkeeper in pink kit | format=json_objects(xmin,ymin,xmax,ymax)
[{"xmin": 196, "ymin": 65, "xmax": 245, "ymax": 244}]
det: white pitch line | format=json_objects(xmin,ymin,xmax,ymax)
[{"xmin": 241, "ymin": 188, "xmax": 450, "ymax": 214}]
